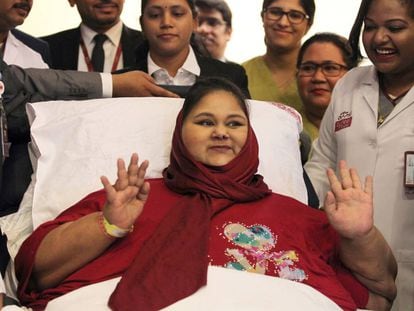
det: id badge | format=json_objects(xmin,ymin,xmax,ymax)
[{"xmin": 404, "ymin": 151, "xmax": 414, "ymax": 188}]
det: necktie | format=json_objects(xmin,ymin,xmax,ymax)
[{"xmin": 91, "ymin": 34, "xmax": 107, "ymax": 72}]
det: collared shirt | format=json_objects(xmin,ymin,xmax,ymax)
[
  {"xmin": 100, "ymin": 73, "xmax": 113, "ymax": 98},
  {"xmin": 147, "ymin": 46, "xmax": 200, "ymax": 86},
  {"xmin": 78, "ymin": 21, "xmax": 123, "ymax": 72},
  {"xmin": 2, "ymin": 31, "xmax": 48, "ymax": 69}
]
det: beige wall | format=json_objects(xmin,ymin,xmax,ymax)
[{"xmin": 18, "ymin": 0, "xmax": 361, "ymax": 63}]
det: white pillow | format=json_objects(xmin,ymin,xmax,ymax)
[{"xmin": 27, "ymin": 97, "xmax": 306, "ymax": 229}]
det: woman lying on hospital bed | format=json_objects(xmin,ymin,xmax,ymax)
[{"xmin": 15, "ymin": 78, "xmax": 396, "ymax": 310}]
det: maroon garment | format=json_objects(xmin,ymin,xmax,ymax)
[
  {"xmin": 16, "ymin": 181, "xmax": 368, "ymax": 311},
  {"xmin": 15, "ymin": 110, "xmax": 368, "ymax": 310},
  {"xmin": 108, "ymin": 110, "xmax": 270, "ymax": 310}
]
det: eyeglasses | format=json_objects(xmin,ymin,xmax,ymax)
[
  {"xmin": 262, "ymin": 7, "xmax": 309, "ymax": 24},
  {"xmin": 298, "ymin": 62, "xmax": 348, "ymax": 77},
  {"xmin": 198, "ymin": 16, "xmax": 226, "ymax": 28}
]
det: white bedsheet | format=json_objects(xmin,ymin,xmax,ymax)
[{"xmin": 45, "ymin": 266, "xmax": 341, "ymax": 311}]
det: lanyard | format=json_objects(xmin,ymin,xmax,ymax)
[
  {"xmin": 0, "ymin": 77, "xmax": 10, "ymax": 162},
  {"xmin": 80, "ymin": 37, "xmax": 122, "ymax": 72}
]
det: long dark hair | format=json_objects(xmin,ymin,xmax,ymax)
[
  {"xmin": 349, "ymin": 0, "xmax": 414, "ymax": 64},
  {"xmin": 348, "ymin": 0, "xmax": 373, "ymax": 65},
  {"xmin": 297, "ymin": 32, "xmax": 358, "ymax": 69}
]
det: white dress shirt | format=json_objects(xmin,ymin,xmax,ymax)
[
  {"xmin": 78, "ymin": 21, "xmax": 124, "ymax": 72},
  {"xmin": 148, "ymin": 46, "xmax": 200, "ymax": 85}
]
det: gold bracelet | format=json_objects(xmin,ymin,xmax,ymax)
[{"xmin": 99, "ymin": 212, "xmax": 134, "ymax": 238}]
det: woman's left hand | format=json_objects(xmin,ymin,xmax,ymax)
[{"xmin": 324, "ymin": 160, "xmax": 374, "ymax": 239}]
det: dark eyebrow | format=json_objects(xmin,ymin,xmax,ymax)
[
  {"xmin": 365, "ymin": 16, "xmax": 408, "ymax": 24},
  {"xmin": 147, "ymin": 4, "xmax": 187, "ymax": 10},
  {"xmin": 193, "ymin": 112, "xmax": 247, "ymax": 120},
  {"xmin": 193, "ymin": 112, "xmax": 214, "ymax": 118},
  {"xmin": 301, "ymin": 61, "xmax": 345, "ymax": 65}
]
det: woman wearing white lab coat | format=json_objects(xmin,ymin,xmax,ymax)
[{"xmin": 305, "ymin": 0, "xmax": 414, "ymax": 309}]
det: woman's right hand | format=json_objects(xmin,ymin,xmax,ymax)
[{"xmin": 100, "ymin": 153, "xmax": 150, "ymax": 230}]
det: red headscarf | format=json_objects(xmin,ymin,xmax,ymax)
[{"xmin": 109, "ymin": 109, "xmax": 270, "ymax": 310}]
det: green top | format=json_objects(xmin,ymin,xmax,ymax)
[{"xmin": 242, "ymin": 56, "xmax": 302, "ymax": 112}]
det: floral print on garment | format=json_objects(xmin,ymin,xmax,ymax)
[{"xmin": 221, "ymin": 223, "xmax": 307, "ymax": 282}]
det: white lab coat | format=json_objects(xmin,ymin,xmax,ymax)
[
  {"xmin": 3, "ymin": 31, "xmax": 48, "ymax": 69},
  {"xmin": 305, "ymin": 65, "xmax": 414, "ymax": 310}
]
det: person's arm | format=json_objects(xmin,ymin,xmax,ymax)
[
  {"xmin": 2, "ymin": 63, "xmax": 103, "ymax": 103},
  {"xmin": 324, "ymin": 160, "xmax": 397, "ymax": 310},
  {"xmin": 111, "ymin": 71, "xmax": 179, "ymax": 98},
  {"xmin": 1, "ymin": 61, "xmax": 179, "ymax": 104},
  {"xmin": 32, "ymin": 153, "xmax": 150, "ymax": 291}
]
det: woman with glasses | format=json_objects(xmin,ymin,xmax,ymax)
[
  {"xmin": 296, "ymin": 33, "xmax": 358, "ymax": 144},
  {"xmin": 305, "ymin": 0, "xmax": 414, "ymax": 308},
  {"xmin": 242, "ymin": 0, "xmax": 315, "ymax": 111}
]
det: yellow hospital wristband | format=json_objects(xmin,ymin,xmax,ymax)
[{"xmin": 99, "ymin": 212, "xmax": 134, "ymax": 238}]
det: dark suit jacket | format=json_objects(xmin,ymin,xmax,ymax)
[
  {"xmin": 41, "ymin": 24, "xmax": 144, "ymax": 71},
  {"xmin": 0, "ymin": 60, "xmax": 103, "ymax": 216},
  {"xmin": 121, "ymin": 51, "xmax": 250, "ymax": 98}
]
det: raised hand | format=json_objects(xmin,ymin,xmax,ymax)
[
  {"xmin": 324, "ymin": 160, "xmax": 373, "ymax": 239},
  {"xmin": 100, "ymin": 153, "xmax": 150, "ymax": 230}
]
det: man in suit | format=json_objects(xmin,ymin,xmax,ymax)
[
  {"xmin": 195, "ymin": 0, "xmax": 232, "ymax": 62},
  {"xmin": 0, "ymin": 0, "xmax": 50, "ymax": 68},
  {"xmin": 0, "ymin": 61, "xmax": 177, "ymax": 215},
  {"xmin": 0, "ymin": 61, "xmax": 177, "ymax": 284},
  {"xmin": 42, "ymin": 0, "xmax": 144, "ymax": 72},
  {"xmin": 0, "ymin": 0, "xmax": 56, "ymax": 223}
]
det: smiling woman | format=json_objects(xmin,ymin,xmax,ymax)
[
  {"xmin": 181, "ymin": 81, "xmax": 248, "ymax": 166},
  {"xmin": 18, "ymin": 1, "xmax": 363, "ymax": 63},
  {"xmin": 305, "ymin": 0, "xmax": 414, "ymax": 308},
  {"xmin": 296, "ymin": 32, "xmax": 357, "ymax": 143},
  {"xmin": 241, "ymin": 0, "xmax": 315, "ymax": 111}
]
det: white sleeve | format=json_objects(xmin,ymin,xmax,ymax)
[
  {"xmin": 0, "ymin": 274, "xmax": 5, "ymax": 294},
  {"xmin": 100, "ymin": 73, "xmax": 113, "ymax": 98},
  {"xmin": 304, "ymin": 87, "xmax": 339, "ymax": 205}
]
